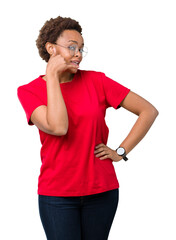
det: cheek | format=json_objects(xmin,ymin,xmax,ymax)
[{"xmin": 59, "ymin": 49, "xmax": 71, "ymax": 60}]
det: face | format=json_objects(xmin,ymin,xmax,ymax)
[{"xmin": 47, "ymin": 30, "xmax": 84, "ymax": 74}]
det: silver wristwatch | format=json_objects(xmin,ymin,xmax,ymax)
[{"xmin": 115, "ymin": 147, "xmax": 128, "ymax": 161}]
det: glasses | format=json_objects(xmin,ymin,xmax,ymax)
[{"xmin": 54, "ymin": 43, "xmax": 88, "ymax": 58}]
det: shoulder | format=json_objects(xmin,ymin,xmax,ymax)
[{"xmin": 17, "ymin": 76, "xmax": 43, "ymax": 94}]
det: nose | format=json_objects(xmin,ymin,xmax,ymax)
[{"xmin": 75, "ymin": 49, "xmax": 82, "ymax": 58}]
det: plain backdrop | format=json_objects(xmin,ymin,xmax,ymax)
[{"xmin": 0, "ymin": 0, "xmax": 176, "ymax": 239}]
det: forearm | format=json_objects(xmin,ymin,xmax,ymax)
[
  {"xmin": 46, "ymin": 74, "xmax": 69, "ymax": 134},
  {"xmin": 119, "ymin": 108, "xmax": 159, "ymax": 155}
]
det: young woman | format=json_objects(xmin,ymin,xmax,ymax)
[{"xmin": 17, "ymin": 16, "xmax": 159, "ymax": 240}]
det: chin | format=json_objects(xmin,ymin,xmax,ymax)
[{"xmin": 69, "ymin": 67, "xmax": 79, "ymax": 74}]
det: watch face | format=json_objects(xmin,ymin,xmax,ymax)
[{"xmin": 117, "ymin": 147, "xmax": 125, "ymax": 156}]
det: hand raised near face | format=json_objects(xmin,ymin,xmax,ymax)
[{"xmin": 45, "ymin": 47, "xmax": 74, "ymax": 78}]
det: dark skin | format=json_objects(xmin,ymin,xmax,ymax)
[
  {"xmin": 94, "ymin": 92, "xmax": 159, "ymax": 162},
  {"xmin": 43, "ymin": 29, "xmax": 159, "ymax": 161},
  {"xmin": 43, "ymin": 30, "xmax": 84, "ymax": 83}
]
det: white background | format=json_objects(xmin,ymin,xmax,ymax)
[{"xmin": 0, "ymin": 0, "xmax": 176, "ymax": 239}]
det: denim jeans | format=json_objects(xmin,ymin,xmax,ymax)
[{"xmin": 38, "ymin": 188, "xmax": 119, "ymax": 240}]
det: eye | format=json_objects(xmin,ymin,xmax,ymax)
[{"xmin": 68, "ymin": 45, "xmax": 77, "ymax": 51}]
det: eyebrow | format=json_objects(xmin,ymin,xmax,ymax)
[{"xmin": 68, "ymin": 40, "xmax": 84, "ymax": 46}]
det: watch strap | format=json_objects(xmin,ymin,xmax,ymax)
[{"xmin": 123, "ymin": 155, "xmax": 128, "ymax": 161}]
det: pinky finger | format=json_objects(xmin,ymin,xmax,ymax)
[{"xmin": 99, "ymin": 155, "xmax": 109, "ymax": 160}]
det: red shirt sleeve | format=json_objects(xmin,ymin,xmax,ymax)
[
  {"xmin": 17, "ymin": 86, "xmax": 45, "ymax": 125},
  {"xmin": 100, "ymin": 72, "xmax": 130, "ymax": 109}
]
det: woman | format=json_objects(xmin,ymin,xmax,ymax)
[{"xmin": 17, "ymin": 16, "xmax": 159, "ymax": 240}]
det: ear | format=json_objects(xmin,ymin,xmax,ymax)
[{"xmin": 45, "ymin": 42, "xmax": 54, "ymax": 55}]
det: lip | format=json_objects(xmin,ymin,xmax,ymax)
[
  {"xmin": 70, "ymin": 60, "xmax": 80, "ymax": 68},
  {"xmin": 71, "ymin": 60, "xmax": 81, "ymax": 63}
]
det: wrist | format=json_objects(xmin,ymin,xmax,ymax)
[
  {"xmin": 115, "ymin": 152, "xmax": 123, "ymax": 161},
  {"xmin": 115, "ymin": 146, "xmax": 128, "ymax": 161},
  {"xmin": 46, "ymin": 72, "xmax": 59, "ymax": 81}
]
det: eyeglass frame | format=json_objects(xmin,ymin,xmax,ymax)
[{"xmin": 53, "ymin": 42, "xmax": 88, "ymax": 57}]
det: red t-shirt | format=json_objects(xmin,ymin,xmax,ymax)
[{"xmin": 17, "ymin": 70, "xmax": 130, "ymax": 197}]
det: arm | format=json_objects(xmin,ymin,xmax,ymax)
[
  {"xmin": 30, "ymin": 74, "xmax": 69, "ymax": 136},
  {"xmin": 46, "ymin": 73, "xmax": 69, "ymax": 134},
  {"xmin": 30, "ymin": 48, "xmax": 73, "ymax": 136},
  {"xmin": 118, "ymin": 90, "xmax": 159, "ymax": 156},
  {"xmin": 94, "ymin": 91, "xmax": 159, "ymax": 161}
]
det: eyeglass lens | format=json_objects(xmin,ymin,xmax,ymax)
[{"xmin": 69, "ymin": 44, "xmax": 88, "ymax": 57}]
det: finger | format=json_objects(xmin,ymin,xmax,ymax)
[
  {"xmin": 95, "ymin": 143, "xmax": 104, "ymax": 149},
  {"xmin": 99, "ymin": 155, "xmax": 108, "ymax": 160},
  {"xmin": 94, "ymin": 149, "xmax": 104, "ymax": 154},
  {"xmin": 94, "ymin": 147, "xmax": 105, "ymax": 153},
  {"xmin": 51, "ymin": 47, "xmax": 57, "ymax": 57},
  {"xmin": 95, "ymin": 150, "xmax": 107, "ymax": 157},
  {"xmin": 99, "ymin": 153, "xmax": 110, "ymax": 160}
]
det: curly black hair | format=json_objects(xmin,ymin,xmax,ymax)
[{"xmin": 36, "ymin": 16, "xmax": 82, "ymax": 62}]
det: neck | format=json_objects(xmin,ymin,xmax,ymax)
[{"xmin": 59, "ymin": 71, "xmax": 75, "ymax": 83}]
